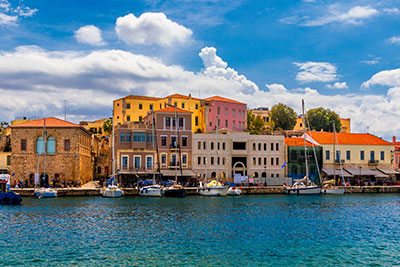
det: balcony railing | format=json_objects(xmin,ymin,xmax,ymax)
[
  {"xmin": 368, "ymin": 160, "xmax": 379, "ymax": 165},
  {"xmin": 335, "ymin": 159, "xmax": 345, "ymax": 164},
  {"xmin": 169, "ymin": 162, "xmax": 180, "ymax": 168}
]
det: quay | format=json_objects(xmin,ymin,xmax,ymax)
[{"xmin": 11, "ymin": 185, "xmax": 400, "ymax": 197}]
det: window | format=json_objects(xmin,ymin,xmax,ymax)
[
  {"xmin": 197, "ymin": 141, "xmax": 201, "ymax": 150},
  {"xmin": 381, "ymin": 151, "xmax": 385, "ymax": 161},
  {"xmin": 172, "ymin": 118, "xmax": 176, "ymax": 127},
  {"xmin": 47, "ymin": 136, "xmax": 55, "ymax": 154},
  {"xmin": 134, "ymin": 156, "xmax": 140, "ymax": 169},
  {"xmin": 238, "ymin": 110, "xmax": 241, "ymax": 117},
  {"xmin": 150, "ymin": 104, "xmax": 153, "ymax": 110},
  {"xmin": 36, "ymin": 136, "xmax": 45, "ymax": 154},
  {"xmin": 161, "ymin": 154, "xmax": 167, "ymax": 165},
  {"xmin": 171, "ymin": 136, "xmax": 177, "ymax": 148},
  {"xmin": 253, "ymin": 143, "xmax": 256, "ymax": 151},
  {"xmin": 139, "ymin": 116, "xmax": 142, "ymax": 122},
  {"xmin": 198, "ymin": 157, "xmax": 201, "ymax": 165},
  {"xmin": 336, "ymin": 150, "xmax": 340, "ymax": 161},
  {"xmin": 225, "ymin": 108, "xmax": 228, "ymax": 115},
  {"xmin": 233, "ymin": 142, "xmax": 246, "ymax": 150},
  {"xmin": 346, "ymin": 151, "xmax": 350, "ymax": 160},
  {"xmin": 360, "ymin": 150, "xmax": 365, "ymax": 160},
  {"xmin": 179, "ymin": 118, "xmax": 183, "ymax": 127},
  {"xmin": 166, "ymin": 117, "xmax": 171, "ymax": 127},
  {"xmin": 21, "ymin": 139, "xmax": 27, "ymax": 151},
  {"xmin": 171, "ymin": 154, "xmax": 177, "ymax": 166},
  {"xmin": 232, "ymin": 109, "xmax": 235, "ymax": 116},
  {"xmin": 258, "ymin": 143, "xmax": 261, "ymax": 151},
  {"xmin": 223, "ymin": 142, "xmax": 226, "ymax": 150},
  {"xmin": 126, "ymin": 133, "xmax": 131, "ymax": 142},
  {"xmin": 326, "ymin": 150, "xmax": 330, "ymax": 160},
  {"xmin": 127, "ymin": 115, "xmax": 130, "ymax": 121},
  {"xmin": 195, "ymin": 116, "xmax": 199, "ymax": 126},
  {"xmin": 133, "ymin": 133, "xmax": 145, "ymax": 142},
  {"xmin": 276, "ymin": 157, "xmax": 279, "ymax": 166},
  {"xmin": 6, "ymin": 155, "xmax": 10, "ymax": 166},
  {"xmin": 126, "ymin": 103, "xmax": 130, "ymax": 109},
  {"xmin": 218, "ymin": 107, "xmax": 220, "ymax": 115},
  {"xmin": 264, "ymin": 158, "xmax": 267, "ymax": 165},
  {"xmin": 161, "ymin": 136, "xmax": 167, "ymax": 146},
  {"xmin": 238, "ymin": 121, "xmax": 240, "ymax": 128},
  {"xmin": 211, "ymin": 157, "xmax": 214, "ymax": 165},
  {"xmin": 182, "ymin": 154, "xmax": 187, "ymax": 165},
  {"xmin": 146, "ymin": 133, "xmax": 153, "ymax": 143},
  {"xmin": 258, "ymin": 157, "xmax": 261, "ymax": 165},
  {"xmin": 122, "ymin": 156, "xmax": 128, "ymax": 169},
  {"xmin": 182, "ymin": 103, "xmax": 185, "ymax": 108},
  {"xmin": 271, "ymin": 174, "xmax": 274, "ymax": 178},
  {"xmin": 64, "ymin": 139, "xmax": 70, "ymax": 151},
  {"xmin": 370, "ymin": 151, "xmax": 375, "ymax": 161},
  {"xmin": 174, "ymin": 102, "xmax": 177, "ymax": 107},
  {"xmin": 225, "ymin": 120, "xmax": 228, "ymax": 128},
  {"xmin": 120, "ymin": 133, "xmax": 125, "ymax": 142},
  {"xmin": 271, "ymin": 157, "xmax": 274, "ymax": 165},
  {"xmin": 233, "ymin": 121, "xmax": 235, "ymax": 128},
  {"xmin": 203, "ymin": 157, "xmax": 207, "ymax": 165},
  {"xmin": 182, "ymin": 136, "xmax": 187, "ymax": 147},
  {"xmin": 217, "ymin": 119, "xmax": 220, "ymax": 127},
  {"xmin": 253, "ymin": 157, "xmax": 256, "ymax": 165},
  {"xmin": 195, "ymin": 104, "xmax": 198, "ymax": 109},
  {"xmin": 264, "ymin": 143, "xmax": 267, "ymax": 151},
  {"xmin": 271, "ymin": 143, "xmax": 274, "ymax": 151},
  {"xmin": 276, "ymin": 143, "xmax": 279, "ymax": 151},
  {"xmin": 209, "ymin": 122, "xmax": 213, "ymax": 127},
  {"xmin": 211, "ymin": 142, "xmax": 214, "ymax": 150},
  {"xmin": 203, "ymin": 141, "xmax": 206, "ymax": 150},
  {"xmin": 276, "ymin": 174, "xmax": 280, "ymax": 178},
  {"xmin": 146, "ymin": 157, "xmax": 152, "ymax": 168},
  {"xmin": 139, "ymin": 104, "xmax": 142, "ymax": 109},
  {"xmin": 97, "ymin": 167, "xmax": 101, "ymax": 174}
]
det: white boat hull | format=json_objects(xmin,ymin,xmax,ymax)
[
  {"xmin": 284, "ymin": 186, "xmax": 321, "ymax": 195},
  {"xmin": 227, "ymin": 187, "xmax": 241, "ymax": 196},
  {"xmin": 101, "ymin": 185, "xmax": 124, "ymax": 198},
  {"xmin": 138, "ymin": 185, "xmax": 163, "ymax": 197},
  {"xmin": 34, "ymin": 188, "xmax": 57, "ymax": 198},
  {"xmin": 322, "ymin": 188, "xmax": 345, "ymax": 195},
  {"xmin": 198, "ymin": 186, "xmax": 229, "ymax": 196}
]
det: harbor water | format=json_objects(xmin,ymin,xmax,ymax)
[{"xmin": 1, "ymin": 194, "xmax": 400, "ymax": 266}]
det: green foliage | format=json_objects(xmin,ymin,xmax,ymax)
[
  {"xmin": 102, "ymin": 118, "xmax": 113, "ymax": 134},
  {"xmin": 306, "ymin": 107, "xmax": 341, "ymax": 132},
  {"xmin": 246, "ymin": 111, "xmax": 265, "ymax": 135},
  {"xmin": 270, "ymin": 103, "xmax": 297, "ymax": 130}
]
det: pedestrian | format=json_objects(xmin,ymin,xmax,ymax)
[{"xmin": 20, "ymin": 180, "xmax": 24, "ymax": 189}]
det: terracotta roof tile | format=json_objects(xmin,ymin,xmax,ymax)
[
  {"xmin": 116, "ymin": 95, "xmax": 161, "ymax": 101},
  {"xmin": 155, "ymin": 106, "xmax": 192, "ymax": 113},
  {"xmin": 164, "ymin": 94, "xmax": 201, "ymax": 100},
  {"xmin": 285, "ymin": 137, "xmax": 315, "ymax": 147},
  {"xmin": 11, "ymin": 117, "xmax": 81, "ymax": 128},
  {"xmin": 307, "ymin": 132, "xmax": 392, "ymax": 146},
  {"xmin": 205, "ymin": 96, "xmax": 246, "ymax": 105}
]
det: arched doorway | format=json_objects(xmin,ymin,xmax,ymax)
[
  {"xmin": 233, "ymin": 161, "xmax": 246, "ymax": 176},
  {"xmin": 211, "ymin": 172, "xmax": 216, "ymax": 178},
  {"xmin": 40, "ymin": 173, "xmax": 49, "ymax": 187}
]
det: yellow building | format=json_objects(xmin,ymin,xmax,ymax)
[
  {"xmin": 293, "ymin": 117, "xmax": 351, "ymax": 133},
  {"xmin": 0, "ymin": 152, "xmax": 11, "ymax": 174},
  {"xmin": 249, "ymin": 108, "xmax": 272, "ymax": 130},
  {"xmin": 80, "ymin": 118, "xmax": 110, "ymax": 137},
  {"xmin": 113, "ymin": 94, "xmax": 206, "ymax": 133}
]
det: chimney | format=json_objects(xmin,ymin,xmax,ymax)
[
  {"xmin": 393, "ymin": 136, "xmax": 396, "ymax": 144},
  {"xmin": 189, "ymin": 93, "xmax": 192, "ymax": 99}
]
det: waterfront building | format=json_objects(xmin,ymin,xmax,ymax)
[
  {"xmin": 204, "ymin": 96, "xmax": 247, "ymax": 133},
  {"xmin": 192, "ymin": 131, "xmax": 285, "ymax": 185},
  {"xmin": 306, "ymin": 132, "xmax": 398, "ymax": 184},
  {"xmin": 293, "ymin": 117, "xmax": 351, "ymax": 133},
  {"xmin": 115, "ymin": 107, "xmax": 194, "ymax": 185},
  {"xmin": 285, "ymin": 137, "xmax": 323, "ymax": 183},
  {"xmin": 249, "ymin": 107, "xmax": 272, "ymax": 130},
  {"xmin": 80, "ymin": 118, "xmax": 110, "ymax": 137},
  {"xmin": 392, "ymin": 136, "xmax": 400, "ymax": 170},
  {"xmin": 10, "ymin": 117, "xmax": 96, "ymax": 187}
]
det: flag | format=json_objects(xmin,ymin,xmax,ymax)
[{"xmin": 281, "ymin": 161, "xmax": 287, "ymax": 168}]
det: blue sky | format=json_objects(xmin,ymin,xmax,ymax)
[{"xmin": 1, "ymin": 0, "xmax": 400, "ymax": 139}]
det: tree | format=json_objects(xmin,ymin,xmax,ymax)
[
  {"xmin": 102, "ymin": 118, "xmax": 113, "ymax": 134},
  {"xmin": 306, "ymin": 107, "xmax": 341, "ymax": 132},
  {"xmin": 270, "ymin": 103, "xmax": 297, "ymax": 130},
  {"xmin": 246, "ymin": 111, "xmax": 265, "ymax": 135}
]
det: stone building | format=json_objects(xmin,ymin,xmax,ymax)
[
  {"xmin": 115, "ymin": 106, "xmax": 194, "ymax": 185},
  {"xmin": 10, "ymin": 117, "xmax": 95, "ymax": 187},
  {"xmin": 192, "ymin": 131, "xmax": 286, "ymax": 185}
]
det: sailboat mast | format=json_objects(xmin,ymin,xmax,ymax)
[
  {"xmin": 174, "ymin": 105, "xmax": 178, "ymax": 183},
  {"xmin": 216, "ymin": 116, "xmax": 219, "ymax": 180},
  {"xmin": 112, "ymin": 110, "xmax": 115, "ymax": 178},
  {"xmin": 333, "ymin": 123, "xmax": 336, "ymax": 183},
  {"xmin": 302, "ymin": 100, "xmax": 309, "ymax": 180},
  {"xmin": 43, "ymin": 118, "xmax": 46, "ymax": 186},
  {"xmin": 152, "ymin": 110, "xmax": 155, "ymax": 182}
]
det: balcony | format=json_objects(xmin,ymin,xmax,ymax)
[
  {"xmin": 368, "ymin": 160, "xmax": 379, "ymax": 165},
  {"xmin": 170, "ymin": 144, "xmax": 180, "ymax": 151},
  {"xmin": 335, "ymin": 159, "xmax": 345, "ymax": 164},
  {"xmin": 169, "ymin": 161, "xmax": 180, "ymax": 168}
]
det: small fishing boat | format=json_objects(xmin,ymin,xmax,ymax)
[
  {"xmin": 0, "ymin": 175, "xmax": 22, "ymax": 205},
  {"xmin": 34, "ymin": 187, "xmax": 57, "ymax": 198},
  {"xmin": 321, "ymin": 180, "xmax": 345, "ymax": 195},
  {"xmin": 163, "ymin": 181, "xmax": 186, "ymax": 198},
  {"xmin": 101, "ymin": 177, "xmax": 124, "ymax": 198},
  {"xmin": 227, "ymin": 186, "xmax": 241, "ymax": 196},
  {"xmin": 198, "ymin": 180, "xmax": 229, "ymax": 196}
]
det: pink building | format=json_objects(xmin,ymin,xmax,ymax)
[
  {"xmin": 393, "ymin": 136, "xmax": 400, "ymax": 169},
  {"xmin": 204, "ymin": 96, "xmax": 247, "ymax": 133}
]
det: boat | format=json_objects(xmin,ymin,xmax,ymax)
[
  {"xmin": 321, "ymin": 180, "xmax": 345, "ymax": 194},
  {"xmin": 137, "ymin": 180, "xmax": 164, "ymax": 197},
  {"xmin": 284, "ymin": 100, "xmax": 321, "ymax": 195},
  {"xmin": 0, "ymin": 174, "xmax": 22, "ymax": 205},
  {"xmin": 198, "ymin": 180, "xmax": 229, "ymax": 196},
  {"xmin": 227, "ymin": 186, "xmax": 241, "ymax": 196},
  {"xmin": 34, "ymin": 187, "xmax": 57, "ymax": 198}
]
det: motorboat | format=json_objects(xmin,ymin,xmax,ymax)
[
  {"xmin": 283, "ymin": 179, "xmax": 321, "ymax": 195},
  {"xmin": 101, "ymin": 176, "xmax": 124, "ymax": 198},
  {"xmin": 34, "ymin": 187, "xmax": 57, "ymax": 198},
  {"xmin": 137, "ymin": 180, "xmax": 163, "ymax": 197},
  {"xmin": 321, "ymin": 180, "xmax": 345, "ymax": 195},
  {"xmin": 163, "ymin": 181, "xmax": 186, "ymax": 198},
  {"xmin": 227, "ymin": 186, "xmax": 242, "ymax": 196},
  {"xmin": 0, "ymin": 175, "xmax": 22, "ymax": 205},
  {"xmin": 198, "ymin": 180, "xmax": 229, "ymax": 196}
]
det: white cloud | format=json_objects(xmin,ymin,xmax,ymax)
[
  {"xmin": 360, "ymin": 60, "xmax": 379, "ymax": 65},
  {"xmin": 303, "ymin": 5, "xmax": 378, "ymax": 26},
  {"xmin": 0, "ymin": 0, "xmax": 37, "ymax": 26},
  {"xmin": 388, "ymin": 36, "xmax": 400, "ymax": 45},
  {"xmin": 0, "ymin": 12, "xmax": 16, "ymax": 25},
  {"xmin": 327, "ymin": 82, "xmax": 348, "ymax": 89},
  {"xmin": 2, "ymin": 45, "xmax": 400, "ymax": 140},
  {"xmin": 362, "ymin": 69, "xmax": 400, "ymax": 89},
  {"xmin": 74, "ymin": 25, "xmax": 105, "ymax": 46},
  {"xmin": 115, "ymin": 12, "xmax": 192, "ymax": 46},
  {"xmin": 15, "ymin": 6, "xmax": 38, "ymax": 17},
  {"xmin": 383, "ymin": 8, "xmax": 400, "ymax": 15},
  {"xmin": 294, "ymin": 62, "xmax": 337, "ymax": 83}
]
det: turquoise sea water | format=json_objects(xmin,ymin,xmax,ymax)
[{"xmin": 1, "ymin": 194, "xmax": 400, "ymax": 266}]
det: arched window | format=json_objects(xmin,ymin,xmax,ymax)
[
  {"xmin": 36, "ymin": 136, "xmax": 45, "ymax": 154},
  {"xmin": 262, "ymin": 172, "xmax": 267, "ymax": 178},
  {"xmin": 254, "ymin": 172, "xmax": 259, "ymax": 178},
  {"xmin": 211, "ymin": 172, "xmax": 216, "ymax": 178},
  {"xmin": 253, "ymin": 143, "xmax": 256, "ymax": 151},
  {"xmin": 47, "ymin": 136, "xmax": 56, "ymax": 154}
]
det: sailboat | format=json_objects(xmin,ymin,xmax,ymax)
[
  {"xmin": 138, "ymin": 110, "xmax": 163, "ymax": 197},
  {"xmin": 284, "ymin": 100, "xmax": 321, "ymax": 195},
  {"xmin": 102, "ymin": 111, "xmax": 124, "ymax": 198},
  {"xmin": 34, "ymin": 118, "xmax": 57, "ymax": 198},
  {"xmin": 198, "ymin": 117, "xmax": 229, "ymax": 196},
  {"xmin": 322, "ymin": 123, "xmax": 345, "ymax": 195}
]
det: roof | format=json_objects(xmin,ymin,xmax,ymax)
[
  {"xmin": 307, "ymin": 132, "xmax": 392, "ymax": 146},
  {"xmin": 115, "ymin": 95, "xmax": 161, "ymax": 101},
  {"xmin": 204, "ymin": 96, "xmax": 246, "ymax": 105},
  {"xmin": 164, "ymin": 94, "xmax": 201, "ymax": 100},
  {"xmin": 285, "ymin": 137, "xmax": 315, "ymax": 147},
  {"xmin": 322, "ymin": 168, "xmax": 353, "ymax": 177},
  {"xmin": 155, "ymin": 107, "xmax": 192, "ymax": 113},
  {"xmin": 10, "ymin": 117, "xmax": 81, "ymax": 128}
]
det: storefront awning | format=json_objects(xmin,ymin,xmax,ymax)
[
  {"xmin": 344, "ymin": 167, "xmax": 377, "ymax": 176},
  {"xmin": 161, "ymin": 169, "xmax": 196, "ymax": 177},
  {"xmin": 377, "ymin": 168, "xmax": 399, "ymax": 175},
  {"xmin": 370, "ymin": 169, "xmax": 389, "ymax": 178},
  {"xmin": 322, "ymin": 168, "xmax": 353, "ymax": 177}
]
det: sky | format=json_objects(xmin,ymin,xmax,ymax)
[{"xmin": 1, "ymin": 0, "xmax": 400, "ymax": 140}]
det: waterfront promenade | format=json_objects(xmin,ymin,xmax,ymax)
[{"xmin": 12, "ymin": 185, "xmax": 400, "ymax": 197}]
